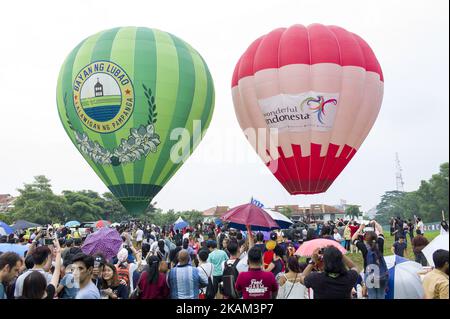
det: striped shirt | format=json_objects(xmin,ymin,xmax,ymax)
[{"xmin": 168, "ymin": 264, "xmax": 207, "ymax": 299}]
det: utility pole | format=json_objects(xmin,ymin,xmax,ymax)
[{"xmin": 395, "ymin": 152, "xmax": 405, "ymax": 192}]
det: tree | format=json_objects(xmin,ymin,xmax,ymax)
[
  {"xmin": 10, "ymin": 176, "xmax": 68, "ymax": 224},
  {"xmin": 345, "ymin": 205, "xmax": 362, "ymax": 220},
  {"xmin": 375, "ymin": 162, "xmax": 449, "ymax": 224}
]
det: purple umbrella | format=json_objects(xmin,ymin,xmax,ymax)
[{"xmin": 81, "ymin": 227, "xmax": 122, "ymax": 261}]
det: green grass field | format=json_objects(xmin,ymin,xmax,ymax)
[{"xmin": 345, "ymin": 231, "xmax": 440, "ymax": 271}]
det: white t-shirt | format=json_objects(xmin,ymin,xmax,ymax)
[
  {"xmin": 222, "ymin": 256, "xmax": 248, "ymax": 274},
  {"xmin": 197, "ymin": 262, "xmax": 214, "ymax": 290},
  {"xmin": 417, "ymin": 221, "xmax": 424, "ymax": 233},
  {"xmin": 136, "ymin": 229, "xmax": 144, "ymax": 242},
  {"xmin": 333, "ymin": 233, "xmax": 343, "ymax": 241},
  {"xmin": 14, "ymin": 269, "xmax": 53, "ymax": 298},
  {"xmin": 183, "ymin": 232, "xmax": 190, "ymax": 241},
  {"xmin": 236, "ymin": 251, "xmax": 249, "ymax": 273}
]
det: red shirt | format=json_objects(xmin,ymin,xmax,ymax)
[
  {"xmin": 235, "ymin": 268, "xmax": 278, "ymax": 299},
  {"xmin": 349, "ymin": 225, "xmax": 359, "ymax": 237},
  {"xmin": 137, "ymin": 272, "xmax": 170, "ymax": 299},
  {"xmin": 263, "ymin": 251, "xmax": 274, "ymax": 269}
]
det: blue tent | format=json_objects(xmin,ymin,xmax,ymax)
[
  {"xmin": 173, "ymin": 217, "xmax": 189, "ymax": 231},
  {"xmin": 0, "ymin": 221, "xmax": 14, "ymax": 235},
  {"xmin": 12, "ymin": 220, "xmax": 41, "ymax": 231}
]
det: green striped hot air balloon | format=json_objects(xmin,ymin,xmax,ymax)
[{"xmin": 56, "ymin": 27, "xmax": 215, "ymax": 215}]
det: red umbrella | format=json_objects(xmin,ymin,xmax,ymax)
[
  {"xmin": 96, "ymin": 220, "xmax": 111, "ymax": 228},
  {"xmin": 221, "ymin": 203, "xmax": 279, "ymax": 231},
  {"xmin": 294, "ymin": 238, "xmax": 347, "ymax": 257}
]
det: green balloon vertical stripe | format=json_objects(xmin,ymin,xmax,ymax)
[
  {"xmin": 150, "ymin": 34, "xmax": 196, "ymax": 185},
  {"xmin": 155, "ymin": 42, "xmax": 209, "ymax": 186},
  {"xmin": 140, "ymin": 30, "xmax": 179, "ymax": 185},
  {"xmin": 90, "ymin": 28, "xmax": 127, "ymax": 197},
  {"xmin": 71, "ymin": 30, "xmax": 118, "ymax": 187},
  {"xmin": 59, "ymin": 34, "xmax": 114, "ymax": 187},
  {"xmin": 133, "ymin": 28, "xmax": 157, "ymax": 188},
  {"xmin": 110, "ymin": 27, "xmax": 137, "ymax": 185}
]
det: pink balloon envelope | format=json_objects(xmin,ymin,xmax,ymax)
[{"xmin": 232, "ymin": 24, "xmax": 384, "ymax": 194}]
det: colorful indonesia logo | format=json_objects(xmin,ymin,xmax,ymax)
[
  {"xmin": 300, "ymin": 96, "xmax": 337, "ymax": 124},
  {"xmin": 73, "ymin": 61, "xmax": 134, "ymax": 133}
]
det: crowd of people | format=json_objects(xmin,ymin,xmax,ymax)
[{"xmin": 0, "ymin": 217, "xmax": 448, "ymax": 300}]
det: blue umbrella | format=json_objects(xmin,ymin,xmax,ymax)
[
  {"xmin": 65, "ymin": 220, "xmax": 81, "ymax": 228},
  {"xmin": 0, "ymin": 221, "xmax": 14, "ymax": 235},
  {"xmin": 174, "ymin": 217, "xmax": 189, "ymax": 231},
  {"xmin": 0, "ymin": 243, "xmax": 30, "ymax": 257}
]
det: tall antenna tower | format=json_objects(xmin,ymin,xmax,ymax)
[{"xmin": 395, "ymin": 153, "xmax": 405, "ymax": 192}]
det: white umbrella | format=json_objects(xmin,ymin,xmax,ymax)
[
  {"xmin": 384, "ymin": 255, "xmax": 424, "ymax": 299},
  {"xmin": 422, "ymin": 233, "xmax": 449, "ymax": 267},
  {"xmin": 265, "ymin": 210, "xmax": 293, "ymax": 229}
]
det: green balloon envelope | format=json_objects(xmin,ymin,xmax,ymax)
[{"xmin": 56, "ymin": 27, "xmax": 215, "ymax": 215}]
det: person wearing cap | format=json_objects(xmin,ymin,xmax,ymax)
[{"xmin": 91, "ymin": 253, "xmax": 106, "ymax": 289}]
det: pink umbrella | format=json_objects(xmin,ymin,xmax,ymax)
[
  {"xmin": 295, "ymin": 238, "xmax": 347, "ymax": 257},
  {"xmin": 221, "ymin": 203, "xmax": 279, "ymax": 231}
]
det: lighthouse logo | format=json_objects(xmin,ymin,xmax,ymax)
[{"xmin": 73, "ymin": 61, "xmax": 134, "ymax": 133}]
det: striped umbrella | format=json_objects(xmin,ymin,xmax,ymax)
[
  {"xmin": 384, "ymin": 255, "xmax": 424, "ymax": 299},
  {"xmin": 265, "ymin": 210, "xmax": 294, "ymax": 229}
]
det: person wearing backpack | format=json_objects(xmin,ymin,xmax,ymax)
[
  {"xmin": 115, "ymin": 248, "xmax": 131, "ymax": 293},
  {"xmin": 352, "ymin": 222, "xmax": 389, "ymax": 299},
  {"xmin": 197, "ymin": 249, "xmax": 214, "ymax": 299},
  {"xmin": 221, "ymin": 240, "xmax": 244, "ymax": 299}
]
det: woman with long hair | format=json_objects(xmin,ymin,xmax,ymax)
[
  {"xmin": 136, "ymin": 255, "xmax": 170, "ymax": 299},
  {"xmin": 298, "ymin": 246, "xmax": 359, "ymax": 299},
  {"xmin": 101, "ymin": 262, "xmax": 129, "ymax": 299},
  {"xmin": 277, "ymin": 257, "xmax": 309, "ymax": 299},
  {"xmin": 352, "ymin": 221, "xmax": 389, "ymax": 299}
]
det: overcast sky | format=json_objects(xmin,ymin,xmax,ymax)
[{"xmin": 0, "ymin": 0, "xmax": 448, "ymax": 213}]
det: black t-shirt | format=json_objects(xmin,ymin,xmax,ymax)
[
  {"xmin": 393, "ymin": 242, "xmax": 407, "ymax": 257},
  {"xmin": 353, "ymin": 236, "xmax": 385, "ymax": 271},
  {"xmin": 253, "ymin": 243, "xmax": 266, "ymax": 253},
  {"xmin": 304, "ymin": 270, "xmax": 358, "ymax": 299},
  {"xmin": 271, "ymin": 259, "xmax": 284, "ymax": 277},
  {"xmin": 104, "ymin": 283, "xmax": 129, "ymax": 299},
  {"xmin": 169, "ymin": 246, "xmax": 182, "ymax": 265}
]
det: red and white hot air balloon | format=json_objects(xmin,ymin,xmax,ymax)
[{"xmin": 231, "ymin": 24, "xmax": 384, "ymax": 194}]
